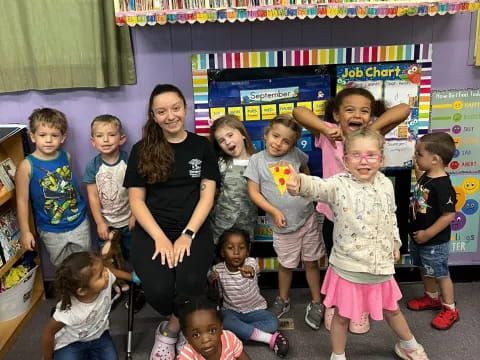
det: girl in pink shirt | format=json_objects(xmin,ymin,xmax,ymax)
[{"xmin": 293, "ymin": 87, "xmax": 411, "ymax": 333}]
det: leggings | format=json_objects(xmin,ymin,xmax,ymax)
[
  {"xmin": 131, "ymin": 223, "xmax": 214, "ymax": 316},
  {"xmin": 322, "ymin": 217, "xmax": 334, "ymax": 257}
]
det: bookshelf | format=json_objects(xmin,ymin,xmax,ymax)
[
  {"xmin": 0, "ymin": 126, "xmax": 44, "ymax": 358},
  {"xmin": 113, "ymin": 0, "xmax": 480, "ymax": 26}
]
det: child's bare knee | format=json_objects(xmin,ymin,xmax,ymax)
[{"xmin": 384, "ymin": 308, "xmax": 401, "ymax": 318}]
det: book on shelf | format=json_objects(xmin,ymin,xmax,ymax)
[
  {"xmin": 0, "ymin": 157, "xmax": 16, "ymax": 192},
  {"xmin": 0, "ymin": 208, "xmax": 21, "ymax": 263}
]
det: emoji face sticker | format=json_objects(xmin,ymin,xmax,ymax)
[
  {"xmin": 451, "ymin": 212, "xmax": 466, "ymax": 232},
  {"xmin": 452, "ymin": 100, "xmax": 463, "ymax": 111},
  {"xmin": 462, "ymin": 199, "xmax": 479, "ymax": 215},
  {"xmin": 462, "ymin": 177, "xmax": 479, "ymax": 195},
  {"xmin": 453, "ymin": 185, "xmax": 465, "ymax": 211}
]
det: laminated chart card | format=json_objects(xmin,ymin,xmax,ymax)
[
  {"xmin": 450, "ymin": 174, "xmax": 480, "ymax": 254},
  {"xmin": 431, "ymin": 89, "xmax": 480, "ymax": 174}
]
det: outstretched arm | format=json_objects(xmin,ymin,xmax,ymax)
[{"xmin": 369, "ymin": 103, "xmax": 411, "ymax": 136}]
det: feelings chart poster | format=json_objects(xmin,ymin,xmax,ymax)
[
  {"xmin": 450, "ymin": 175, "xmax": 479, "ymax": 256},
  {"xmin": 431, "ymin": 89, "xmax": 480, "ymax": 174}
]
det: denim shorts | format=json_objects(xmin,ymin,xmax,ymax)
[{"xmin": 409, "ymin": 241, "xmax": 450, "ymax": 278}]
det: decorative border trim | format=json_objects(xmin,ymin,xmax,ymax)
[
  {"xmin": 192, "ymin": 44, "xmax": 432, "ymax": 135},
  {"xmin": 115, "ymin": 2, "xmax": 479, "ymax": 26}
]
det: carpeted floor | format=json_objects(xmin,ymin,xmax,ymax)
[{"xmin": 5, "ymin": 282, "xmax": 480, "ymax": 359}]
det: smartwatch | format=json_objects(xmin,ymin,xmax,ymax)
[{"xmin": 182, "ymin": 228, "xmax": 196, "ymax": 240}]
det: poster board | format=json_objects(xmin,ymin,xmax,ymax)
[{"xmin": 431, "ymin": 89, "xmax": 480, "ymax": 264}]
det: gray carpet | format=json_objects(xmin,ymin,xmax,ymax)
[{"xmin": 5, "ymin": 282, "xmax": 480, "ymax": 359}]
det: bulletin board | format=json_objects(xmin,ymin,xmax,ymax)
[
  {"xmin": 192, "ymin": 44, "xmax": 433, "ymax": 268},
  {"xmin": 430, "ymin": 89, "xmax": 480, "ymax": 265}
]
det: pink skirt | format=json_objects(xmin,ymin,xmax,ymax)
[{"xmin": 321, "ymin": 267, "xmax": 402, "ymax": 322}]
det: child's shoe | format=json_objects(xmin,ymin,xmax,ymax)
[
  {"xmin": 269, "ymin": 331, "xmax": 289, "ymax": 358},
  {"xmin": 305, "ymin": 301, "xmax": 325, "ymax": 330},
  {"xmin": 407, "ymin": 293, "xmax": 441, "ymax": 311},
  {"xmin": 176, "ymin": 331, "xmax": 188, "ymax": 355},
  {"xmin": 348, "ymin": 312, "xmax": 370, "ymax": 334},
  {"xmin": 150, "ymin": 321, "xmax": 177, "ymax": 360},
  {"xmin": 324, "ymin": 307, "xmax": 335, "ymax": 331},
  {"xmin": 431, "ymin": 306, "xmax": 459, "ymax": 330},
  {"xmin": 270, "ymin": 297, "xmax": 290, "ymax": 319},
  {"xmin": 394, "ymin": 343, "xmax": 429, "ymax": 360}
]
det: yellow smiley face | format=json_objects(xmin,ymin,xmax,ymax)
[
  {"xmin": 452, "ymin": 100, "xmax": 463, "ymax": 110},
  {"xmin": 453, "ymin": 185, "xmax": 466, "ymax": 211},
  {"xmin": 462, "ymin": 177, "xmax": 480, "ymax": 195},
  {"xmin": 453, "ymin": 137, "xmax": 461, "ymax": 147}
]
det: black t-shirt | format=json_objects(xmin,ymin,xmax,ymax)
[
  {"xmin": 124, "ymin": 132, "xmax": 220, "ymax": 231},
  {"xmin": 409, "ymin": 174, "xmax": 456, "ymax": 245}
]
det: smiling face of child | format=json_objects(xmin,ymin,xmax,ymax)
[
  {"xmin": 184, "ymin": 309, "xmax": 223, "ymax": 360},
  {"xmin": 344, "ymin": 136, "xmax": 383, "ymax": 183},
  {"xmin": 334, "ymin": 94, "xmax": 373, "ymax": 136},
  {"xmin": 264, "ymin": 124, "xmax": 297, "ymax": 157}
]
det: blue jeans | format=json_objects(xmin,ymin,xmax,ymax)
[
  {"xmin": 222, "ymin": 309, "xmax": 279, "ymax": 340},
  {"xmin": 54, "ymin": 330, "xmax": 118, "ymax": 360},
  {"xmin": 409, "ymin": 241, "xmax": 450, "ymax": 278}
]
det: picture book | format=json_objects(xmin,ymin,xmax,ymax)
[
  {"xmin": 0, "ymin": 208, "xmax": 21, "ymax": 262},
  {"xmin": 0, "ymin": 158, "xmax": 15, "ymax": 191}
]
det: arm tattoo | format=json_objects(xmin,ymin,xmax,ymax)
[{"xmin": 201, "ymin": 183, "xmax": 206, "ymax": 191}]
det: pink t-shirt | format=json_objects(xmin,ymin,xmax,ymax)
[
  {"xmin": 314, "ymin": 122, "xmax": 346, "ymax": 221},
  {"xmin": 176, "ymin": 330, "xmax": 243, "ymax": 360}
]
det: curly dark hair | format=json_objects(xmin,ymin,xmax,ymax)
[
  {"xmin": 55, "ymin": 251, "xmax": 102, "ymax": 311},
  {"xmin": 138, "ymin": 84, "xmax": 186, "ymax": 183},
  {"xmin": 324, "ymin": 87, "xmax": 387, "ymax": 123},
  {"xmin": 176, "ymin": 294, "xmax": 223, "ymax": 334},
  {"xmin": 215, "ymin": 227, "xmax": 251, "ymax": 263}
]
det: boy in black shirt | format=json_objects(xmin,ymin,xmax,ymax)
[{"xmin": 408, "ymin": 132, "xmax": 458, "ymax": 330}]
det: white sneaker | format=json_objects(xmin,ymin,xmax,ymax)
[{"xmin": 150, "ymin": 321, "xmax": 177, "ymax": 360}]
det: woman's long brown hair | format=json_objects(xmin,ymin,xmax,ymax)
[{"xmin": 138, "ymin": 84, "xmax": 186, "ymax": 183}]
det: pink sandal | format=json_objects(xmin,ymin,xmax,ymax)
[
  {"xmin": 349, "ymin": 312, "xmax": 370, "ymax": 334},
  {"xmin": 324, "ymin": 307, "xmax": 335, "ymax": 331}
]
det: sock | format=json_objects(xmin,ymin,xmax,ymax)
[
  {"xmin": 426, "ymin": 291, "xmax": 439, "ymax": 299},
  {"xmin": 250, "ymin": 328, "xmax": 273, "ymax": 345},
  {"xmin": 399, "ymin": 336, "xmax": 419, "ymax": 351},
  {"xmin": 160, "ymin": 321, "xmax": 178, "ymax": 338},
  {"xmin": 330, "ymin": 352, "xmax": 347, "ymax": 360},
  {"xmin": 442, "ymin": 302, "xmax": 455, "ymax": 310}
]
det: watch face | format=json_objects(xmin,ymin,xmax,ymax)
[{"xmin": 184, "ymin": 229, "xmax": 195, "ymax": 237}]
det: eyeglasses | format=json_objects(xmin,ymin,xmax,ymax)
[{"xmin": 345, "ymin": 153, "xmax": 382, "ymax": 163}]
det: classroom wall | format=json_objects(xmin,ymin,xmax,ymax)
[{"xmin": 1, "ymin": 12, "xmax": 479, "ymax": 276}]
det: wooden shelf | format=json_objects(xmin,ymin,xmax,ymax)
[
  {"xmin": 114, "ymin": 0, "xmax": 480, "ymax": 26},
  {"xmin": 0, "ymin": 271, "xmax": 44, "ymax": 359},
  {"xmin": 0, "ymin": 190, "xmax": 13, "ymax": 208},
  {"xmin": 0, "ymin": 248, "xmax": 27, "ymax": 278}
]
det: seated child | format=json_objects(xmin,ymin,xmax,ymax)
[
  {"xmin": 176, "ymin": 294, "xmax": 251, "ymax": 360},
  {"xmin": 210, "ymin": 228, "xmax": 289, "ymax": 358}
]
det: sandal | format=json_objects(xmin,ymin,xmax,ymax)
[
  {"xmin": 349, "ymin": 312, "xmax": 370, "ymax": 334},
  {"xmin": 270, "ymin": 331, "xmax": 289, "ymax": 358},
  {"xmin": 150, "ymin": 321, "xmax": 177, "ymax": 360},
  {"xmin": 324, "ymin": 307, "xmax": 335, "ymax": 331}
]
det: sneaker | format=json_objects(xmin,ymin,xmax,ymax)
[
  {"xmin": 176, "ymin": 331, "xmax": 188, "ymax": 355},
  {"xmin": 407, "ymin": 293, "xmax": 442, "ymax": 311},
  {"xmin": 269, "ymin": 331, "xmax": 289, "ymax": 358},
  {"xmin": 431, "ymin": 306, "xmax": 459, "ymax": 330},
  {"xmin": 324, "ymin": 307, "xmax": 335, "ymax": 331},
  {"xmin": 305, "ymin": 301, "xmax": 325, "ymax": 330},
  {"xmin": 349, "ymin": 312, "xmax": 370, "ymax": 334},
  {"xmin": 270, "ymin": 297, "xmax": 291, "ymax": 319},
  {"xmin": 150, "ymin": 321, "xmax": 177, "ymax": 360},
  {"xmin": 394, "ymin": 343, "xmax": 429, "ymax": 360},
  {"xmin": 125, "ymin": 286, "xmax": 146, "ymax": 313}
]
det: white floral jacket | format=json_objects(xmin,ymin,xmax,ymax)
[{"xmin": 299, "ymin": 172, "xmax": 402, "ymax": 275}]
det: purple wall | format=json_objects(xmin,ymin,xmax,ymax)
[{"xmin": 1, "ymin": 13, "xmax": 479, "ymax": 275}]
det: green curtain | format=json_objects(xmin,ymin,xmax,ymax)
[{"xmin": 0, "ymin": 0, "xmax": 136, "ymax": 93}]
